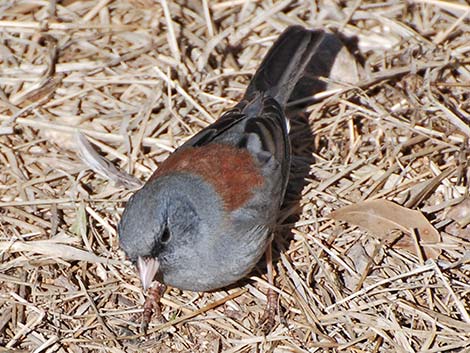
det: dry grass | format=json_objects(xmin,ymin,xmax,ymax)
[{"xmin": 1, "ymin": 0, "xmax": 470, "ymax": 352}]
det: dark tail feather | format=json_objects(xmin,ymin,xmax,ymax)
[{"xmin": 243, "ymin": 26, "xmax": 324, "ymax": 107}]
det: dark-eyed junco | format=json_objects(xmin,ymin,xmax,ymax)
[{"xmin": 119, "ymin": 26, "xmax": 324, "ymax": 326}]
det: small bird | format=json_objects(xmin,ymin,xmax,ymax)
[{"xmin": 119, "ymin": 26, "xmax": 324, "ymax": 326}]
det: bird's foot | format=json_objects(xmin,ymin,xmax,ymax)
[
  {"xmin": 141, "ymin": 281, "xmax": 167, "ymax": 334},
  {"xmin": 257, "ymin": 286, "xmax": 278, "ymax": 334}
]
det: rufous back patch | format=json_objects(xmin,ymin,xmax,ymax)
[{"xmin": 150, "ymin": 144, "xmax": 264, "ymax": 211}]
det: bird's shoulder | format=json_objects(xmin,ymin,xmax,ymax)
[{"xmin": 150, "ymin": 143, "xmax": 264, "ymax": 211}]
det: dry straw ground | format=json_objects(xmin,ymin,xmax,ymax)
[{"xmin": 1, "ymin": 0, "xmax": 470, "ymax": 352}]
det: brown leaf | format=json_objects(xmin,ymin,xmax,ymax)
[
  {"xmin": 75, "ymin": 132, "xmax": 143, "ymax": 190},
  {"xmin": 330, "ymin": 199, "xmax": 441, "ymax": 259}
]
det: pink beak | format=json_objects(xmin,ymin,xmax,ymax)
[{"xmin": 137, "ymin": 257, "xmax": 160, "ymax": 291}]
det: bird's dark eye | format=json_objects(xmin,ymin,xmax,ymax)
[{"xmin": 160, "ymin": 228, "xmax": 171, "ymax": 244}]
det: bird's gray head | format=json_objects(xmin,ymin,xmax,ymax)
[{"xmin": 118, "ymin": 173, "xmax": 224, "ymax": 290}]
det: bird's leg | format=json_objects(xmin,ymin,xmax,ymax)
[
  {"xmin": 141, "ymin": 281, "xmax": 167, "ymax": 334},
  {"xmin": 258, "ymin": 242, "xmax": 278, "ymax": 332}
]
